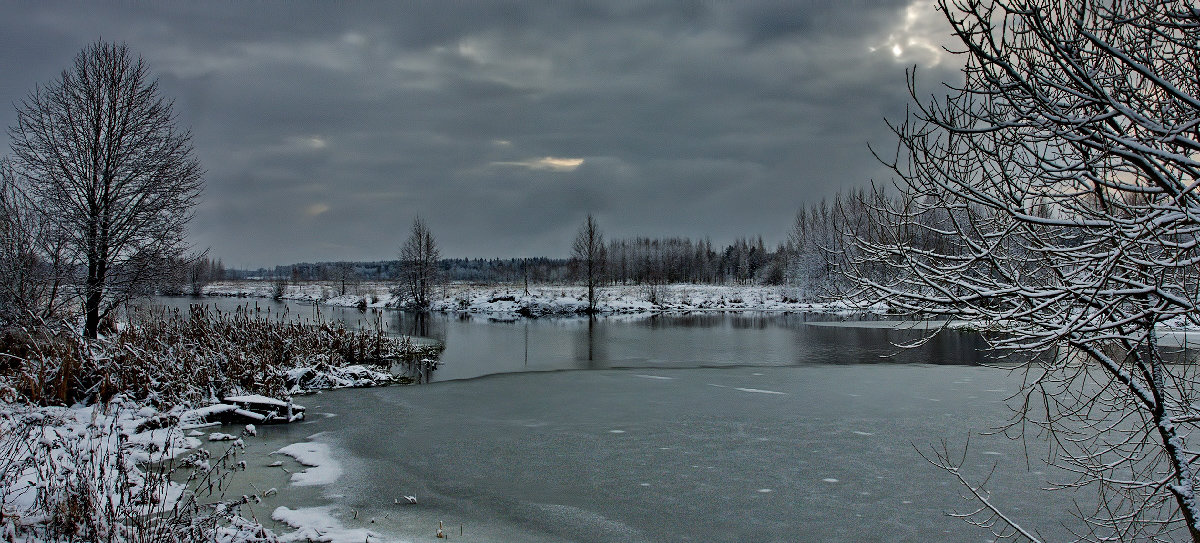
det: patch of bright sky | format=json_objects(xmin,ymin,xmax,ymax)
[
  {"xmin": 288, "ymin": 135, "xmax": 327, "ymax": 150},
  {"xmin": 871, "ymin": 0, "xmax": 955, "ymax": 68},
  {"xmin": 491, "ymin": 156, "xmax": 585, "ymax": 172}
]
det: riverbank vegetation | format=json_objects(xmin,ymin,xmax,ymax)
[{"xmin": 0, "ymin": 303, "xmax": 435, "ymax": 542}]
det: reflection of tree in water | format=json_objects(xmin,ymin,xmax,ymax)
[
  {"xmin": 790, "ymin": 325, "xmax": 1000, "ymax": 366},
  {"xmin": 392, "ymin": 310, "xmax": 446, "ymax": 342},
  {"xmin": 408, "ymin": 358, "xmax": 436, "ymax": 384},
  {"xmin": 575, "ymin": 317, "xmax": 607, "ymax": 369},
  {"xmin": 392, "ymin": 311, "xmax": 445, "ymax": 383},
  {"xmin": 642, "ymin": 312, "xmax": 878, "ymax": 331}
]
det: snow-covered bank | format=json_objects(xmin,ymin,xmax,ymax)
[
  {"xmin": 0, "ymin": 306, "xmax": 431, "ymax": 542},
  {"xmin": 0, "ymin": 367, "xmax": 404, "ymax": 543},
  {"xmin": 203, "ymin": 280, "xmax": 881, "ymax": 317},
  {"xmin": 0, "ymin": 398, "xmax": 275, "ymax": 543}
]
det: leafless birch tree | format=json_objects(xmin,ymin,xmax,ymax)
[
  {"xmin": 399, "ymin": 216, "xmax": 440, "ymax": 310},
  {"xmin": 572, "ymin": 214, "xmax": 605, "ymax": 313},
  {"xmin": 848, "ymin": 1, "xmax": 1200, "ymax": 540},
  {"xmin": 7, "ymin": 42, "xmax": 203, "ymax": 339}
]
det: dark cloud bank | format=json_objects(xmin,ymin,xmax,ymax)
[{"xmin": 0, "ymin": 1, "xmax": 957, "ymax": 268}]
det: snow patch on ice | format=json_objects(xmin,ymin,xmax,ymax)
[
  {"xmin": 822, "ymin": 478, "xmax": 839, "ymax": 483},
  {"xmin": 736, "ymin": 387, "xmax": 785, "ymax": 395},
  {"xmin": 608, "ymin": 429, "xmax": 626, "ymax": 434},
  {"xmin": 852, "ymin": 431, "xmax": 874, "ymax": 436},
  {"xmin": 634, "ymin": 374, "xmax": 674, "ymax": 380},
  {"xmin": 707, "ymin": 383, "xmax": 786, "ymax": 395},
  {"xmin": 272, "ymin": 505, "xmax": 399, "ymax": 543},
  {"xmin": 275, "ymin": 441, "xmax": 342, "ymax": 486}
]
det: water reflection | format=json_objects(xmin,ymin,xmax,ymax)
[
  {"xmin": 574, "ymin": 317, "xmax": 608, "ymax": 367},
  {"xmin": 402, "ymin": 311, "xmax": 433, "ymax": 340},
  {"xmin": 145, "ymin": 297, "xmax": 1061, "ymax": 382}
]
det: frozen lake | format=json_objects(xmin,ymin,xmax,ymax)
[{"xmin": 156, "ymin": 297, "xmax": 1082, "ymax": 541}]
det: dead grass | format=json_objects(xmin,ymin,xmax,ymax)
[{"xmin": 0, "ymin": 303, "xmax": 436, "ymax": 409}]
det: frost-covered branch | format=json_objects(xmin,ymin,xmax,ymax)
[{"xmin": 849, "ymin": 1, "xmax": 1200, "ymax": 540}]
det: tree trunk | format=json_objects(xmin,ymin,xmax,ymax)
[{"xmin": 83, "ymin": 255, "xmax": 105, "ymax": 339}]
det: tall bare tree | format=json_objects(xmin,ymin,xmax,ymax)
[
  {"xmin": 849, "ymin": 1, "xmax": 1200, "ymax": 540},
  {"xmin": 399, "ymin": 216, "xmax": 440, "ymax": 310},
  {"xmin": 572, "ymin": 214, "xmax": 606, "ymax": 313},
  {"xmin": 8, "ymin": 42, "xmax": 203, "ymax": 339}
]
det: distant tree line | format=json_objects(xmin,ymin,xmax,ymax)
[
  {"xmin": 158, "ymin": 256, "xmax": 227, "ymax": 296},
  {"xmin": 234, "ymin": 258, "xmax": 571, "ymax": 284},
  {"xmin": 210, "ymin": 187, "xmax": 921, "ymax": 306},
  {"xmin": 235, "ymin": 238, "xmax": 795, "ymax": 288},
  {"xmin": 602, "ymin": 235, "xmax": 783, "ymax": 286}
]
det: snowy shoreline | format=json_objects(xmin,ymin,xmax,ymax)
[
  {"xmin": 0, "ymin": 308, "xmax": 425, "ymax": 543},
  {"xmin": 201, "ymin": 280, "xmax": 882, "ymax": 317},
  {"xmin": 0, "ymin": 367, "xmax": 406, "ymax": 543}
]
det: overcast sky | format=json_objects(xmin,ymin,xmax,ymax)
[{"xmin": 0, "ymin": 1, "xmax": 959, "ymax": 268}]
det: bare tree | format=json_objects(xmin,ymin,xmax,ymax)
[
  {"xmin": 8, "ymin": 42, "xmax": 203, "ymax": 339},
  {"xmin": 399, "ymin": 216, "xmax": 440, "ymax": 310},
  {"xmin": 572, "ymin": 214, "xmax": 606, "ymax": 313},
  {"xmin": 849, "ymin": 1, "xmax": 1200, "ymax": 540},
  {"xmin": 0, "ymin": 158, "xmax": 71, "ymax": 327},
  {"xmin": 333, "ymin": 262, "xmax": 358, "ymax": 297}
]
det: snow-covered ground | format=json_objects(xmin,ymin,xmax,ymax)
[
  {"xmin": 0, "ymin": 398, "xmax": 263, "ymax": 542},
  {"xmin": 0, "ymin": 344, "xmax": 407, "ymax": 542},
  {"xmin": 0, "ymin": 373, "xmax": 401, "ymax": 543},
  {"xmin": 203, "ymin": 280, "xmax": 881, "ymax": 316}
]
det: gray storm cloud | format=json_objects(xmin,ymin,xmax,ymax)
[{"xmin": 0, "ymin": 1, "xmax": 959, "ymax": 267}]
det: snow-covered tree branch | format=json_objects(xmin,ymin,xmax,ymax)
[{"xmin": 849, "ymin": 1, "xmax": 1200, "ymax": 540}]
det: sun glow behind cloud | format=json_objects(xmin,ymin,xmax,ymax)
[
  {"xmin": 491, "ymin": 156, "xmax": 584, "ymax": 172},
  {"xmin": 305, "ymin": 203, "xmax": 330, "ymax": 217},
  {"xmin": 871, "ymin": 0, "xmax": 952, "ymax": 67}
]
